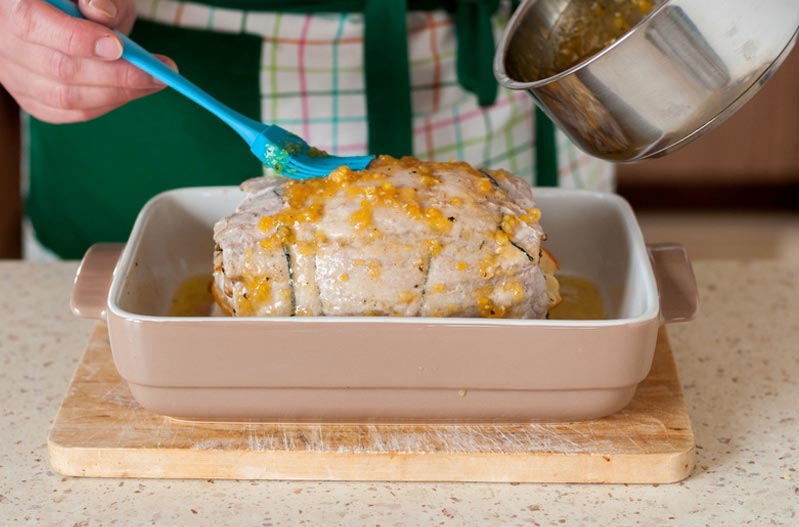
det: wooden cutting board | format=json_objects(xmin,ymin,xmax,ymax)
[{"xmin": 48, "ymin": 324, "xmax": 695, "ymax": 483}]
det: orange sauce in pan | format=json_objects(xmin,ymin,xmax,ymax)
[
  {"xmin": 552, "ymin": 0, "xmax": 655, "ymax": 75},
  {"xmin": 548, "ymin": 274, "xmax": 607, "ymax": 320},
  {"xmin": 169, "ymin": 273, "xmax": 606, "ymax": 320},
  {"xmin": 522, "ymin": 0, "xmax": 659, "ymax": 81},
  {"xmin": 168, "ymin": 275, "xmax": 215, "ymax": 317}
]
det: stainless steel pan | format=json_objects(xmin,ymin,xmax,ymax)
[{"xmin": 495, "ymin": 0, "xmax": 799, "ymax": 161}]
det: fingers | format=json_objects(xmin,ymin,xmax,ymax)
[
  {"xmin": 0, "ymin": 0, "xmax": 177, "ymax": 124},
  {"xmin": 9, "ymin": 0, "xmax": 123, "ymax": 59},
  {"xmin": 0, "ymin": 35, "xmax": 172, "ymax": 89},
  {"xmin": 80, "ymin": 0, "xmax": 120, "ymax": 24},
  {"xmin": 14, "ymin": 93, "xmax": 124, "ymax": 123},
  {"xmin": 78, "ymin": 0, "xmax": 137, "ymax": 35},
  {"xmin": 0, "ymin": 56, "xmax": 163, "ymax": 111}
]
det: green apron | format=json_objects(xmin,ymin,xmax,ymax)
[{"xmin": 27, "ymin": 0, "xmax": 556, "ymax": 259}]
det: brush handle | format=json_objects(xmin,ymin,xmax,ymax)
[{"xmin": 43, "ymin": 0, "xmax": 263, "ymax": 144}]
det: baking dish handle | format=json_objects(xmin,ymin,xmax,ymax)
[
  {"xmin": 70, "ymin": 243, "xmax": 124, "ymax": 319},
  {"xmin": 647, "ymin": 243, "xmax": 698, "ymax": 324}
]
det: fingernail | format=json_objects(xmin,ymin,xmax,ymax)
[
  {"xmin": 95, "ymin": 36, "xmax": 123, "ymax": 59},
  {"xmin": 88, "ymin": 0, "xmax": 118, "ymax": 20}
]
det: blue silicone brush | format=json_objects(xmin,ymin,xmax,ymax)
[{"xmin": 45, "ymin": 0, "xmax": 374, "ymax": 179}]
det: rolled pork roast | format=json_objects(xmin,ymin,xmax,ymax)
[{"xmin": 212, "ymin": 156, "xmax": 559, "ymax": 318}]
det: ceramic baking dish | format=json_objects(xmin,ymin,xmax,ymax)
[{"xmin": 71, "ymin": 187, "xmax": 697, "ymax": 423}]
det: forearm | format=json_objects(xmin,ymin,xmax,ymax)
[{"xmin": 0, "ymin": 85, "xmax": 21, "ymax": 258}]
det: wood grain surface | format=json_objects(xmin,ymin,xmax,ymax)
[{"xmin": 47, "ymin": 324, "xmax": 695, "ymax": 483}]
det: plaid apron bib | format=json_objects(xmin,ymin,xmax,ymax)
[
  {"xmin": 136, "ymin": 0, "xmax": 613, "ymax": 188},
  {"xmin": 25, "ymin": 0, "xmax": 613, "ymax": 260}
]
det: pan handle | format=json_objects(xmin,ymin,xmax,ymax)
[
  {"xmin": 647, "ymin": 243, "xmax": 698, "ymax": 324},
  {"xmin": 70, "ymin": 243, "xmax": 124, "ymax": 319}
]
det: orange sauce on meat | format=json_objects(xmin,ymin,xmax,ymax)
[{"xmin": 257, "ymin": 157, "xmax": 492, "ymax": 241}]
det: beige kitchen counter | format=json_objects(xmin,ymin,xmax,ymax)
[{"xmin": 1, "ymin": 213, "xmax": 798, "ymax": 526}]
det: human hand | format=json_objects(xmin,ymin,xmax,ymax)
[{"xmin": 0, "ymin": 0, "xmax": 177, "ymax": 123}]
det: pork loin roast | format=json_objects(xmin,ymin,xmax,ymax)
[{"xmin": 212, "ymin": 156, "xmax": 559, "ymax": 318}]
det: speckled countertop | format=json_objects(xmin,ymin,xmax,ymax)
[{"xmin": 1, "ymin": 248, "xmax": 798, "ymax": 525}]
